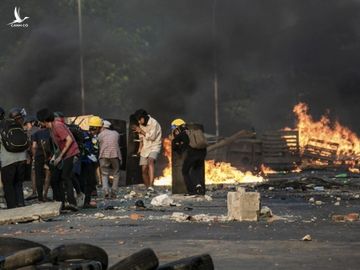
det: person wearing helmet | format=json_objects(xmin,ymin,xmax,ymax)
[
  {"xmin": 0, "ymin": 107, "xmax": 28, "ymax": 208},
  {"xmin": 132, "ymin": 109, "xmax": 162, "ymax": 188},
  {"xmin": 96, "ymin": 118, "xmax": 122, "ymax": 198},
  {"xmin": 88, "ymin": 116, "xmax": 103, "ymax": 132},
  {"xmin": 171, "ymin": 118, "xmax": 188, "ymax": 154},
  {"xmin": 171, "ymin": 119, "xmax": 206, "ymax": 195},
  {"xmin": 78, "ymin": 116, "xmax": 101, "ymax": 208},
  {"xmin": 36, "ymin": 108, "xmax": 80, "ymax": 211}
]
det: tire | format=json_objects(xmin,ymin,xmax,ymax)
[
  {"xmin": 16, "ymin": 261, "xmax": 101, "ymax": 270},
  {"xmin": 157, "ymin": 254, "xmax": 214, "ymax": 270},
  {"xmin": 57, "ymin": 259, "xmax": 102, "ymax": 270},
  {"xmin": 0, "ymin": 237, "xmax": 51, "ymax": 257},
  {"xmin": 50, "ymin": 243, "xmax": 108, "ymax": 269},
  {"xmin": 3, "ymin": 247, "xmax": 45, "ymax": 269},
  {"xmin": 109, "ymin": 248, "xmax": 159, "ymax": 270},
  {"xmin": 12, "ymin": 266, "xmax": 37, "ymax": 270}
]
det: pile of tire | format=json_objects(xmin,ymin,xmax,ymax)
[{"xmin": 0, "ymin": 237, "xmax": 214, "ymax": 269}]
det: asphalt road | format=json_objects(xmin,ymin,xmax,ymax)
[{"xmin": 0, "ymin": 186, "xmax": 359, "ymax": 270}]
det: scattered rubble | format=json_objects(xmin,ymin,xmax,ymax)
[
  {"xmin": 151, "ymin": 194, "xmax": 174, "ymax": 207},
  {"xmin": 332, "ymin": 213, "xmax": 359, "ymax": 222},
  {"xmin": 260, "ymin": 206, "xmax": 273, "ymax": 218},
  {"xmin": 124, "ymin": 191, "xmax": 137, "ymax": 200},
  {"xmin": 302, "ymin": 234, "xmax": 312, "ymax": 241},
  {"xmin": 130, "ymin": 213, "xmax": 144, "ymax": 220},
  {"xmin": 314, "ymin": 186, "xmax": 325, "ymax": 192},
  {"xmin": 94, "ymin": 213, "xmax": 105, "ymax": 219},
  {"xmin": 169, "ymin": 212, "xmax": 228, "ymax": 223},
  {"xmin": 346, "ymin": 213, "xmax": 359, "ymax": 222}
]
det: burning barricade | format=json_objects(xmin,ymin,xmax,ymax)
[{"xmin": 154, "ymin": 102, "xmax": 360, "ymax": 194}]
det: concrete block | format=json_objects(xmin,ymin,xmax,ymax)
[
  {"xmin": 0, "ymin": 202, "xmax": 62, "ymax": 225},
  {"xmin": 227, "ymin": 190, "xmax": 260, "ymax": 221}
]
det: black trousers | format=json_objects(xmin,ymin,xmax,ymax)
[
  {"xmin": 79, "ymin": 162, "xmax": 97, "ymax": 205},
  {"xmin": 182, "ymin": 149, "xmax": 206, "ymax": 194},
  {"xmin": 34, "ymin": 156, "xmax": 46, "ymax": 201},
  {"xmin": 1, "ymin": 161, "xmax": 26, "ymax": 209},
  {"xmin": 50, "ymin": 156, "xmax": 76, "ymax": 206}
]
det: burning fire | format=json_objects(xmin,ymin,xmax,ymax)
[
  {"xmin": 260, "ymin": 164, "xmax": 277, "ymax": 175},
  {"xmin": 260, "ymin": 164, "xmax": 301, "ymax": 174},
  {"xmin": 293, "ymin": 102, "xmax": 360, "ymax": 158},
  {"xmin": 349, "ymin": 167, "xmax": 360, "ymax": 174},
  {"xmin": 154, "ymin": 138, "xmax": 264, "ymax": 186}
]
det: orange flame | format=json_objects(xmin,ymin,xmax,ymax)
[
  {"xmin": 294, "ymin": 102, "xmax": 360, "ymax": 158},
  {"xmin": 260, "ymin": 164, "xmax": 277, "ymax": 175},
  {"xmin": 155, "ymin": 138, "xmax": 264, "ymax": 186}
]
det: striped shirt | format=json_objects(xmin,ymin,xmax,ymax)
[{"xmin": 98, "ymin": 128, "xmax": 121, "ymax": 159}]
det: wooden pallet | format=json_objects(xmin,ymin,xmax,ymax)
[
  {"xmin": 303, "ymin": 138, "xmax": 339, "ymax": 162},
  {"xmin": 262, "ymin": 130, "xmax": 301, "ymax": 169}
]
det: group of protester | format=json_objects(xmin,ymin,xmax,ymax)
[{"xmin": 0, "ymin": 106, "xmax": 207, "ymax": 210}]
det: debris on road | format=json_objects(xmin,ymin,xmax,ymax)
[
  {"xmin": 331, "ymin": 213, "xmax": 359, "ymax": 222},
  {"xmin": 0, "ymin": 202, "xmax": 62, "ymax": 225},
  {"xmin": 260, "ymin": 206, "xmax": 273, "ymax": 218},
  {"xmin": 302, "ymin": 234, "xmax": 312, "ymax": 241},
  {"xmin": 151, "ymin": 194, "xmax": 174, "ymax": 207},
  {"xmin": 94, "ymin": 213, "xmax": 105, "ymax": 219},
  {"xmin": 169, "ymin": 212, "xmax": 228, "ymax": 223}
]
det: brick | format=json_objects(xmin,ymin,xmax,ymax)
[
  {"xmin": 332, "ymin": 215, "xmax": 345, "ymax": 222},
  {"xmin": 345, "ymin": 213, "xmax": 359, "ymax": 222},
  {"xmin": 227, "ymin": 190, "xmax": 260, "ymax": 221}
]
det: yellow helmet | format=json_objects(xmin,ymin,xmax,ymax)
[
  {"xmin": 88, "ymin": 116, "xmax": 103, "ymax": 127},
  {"xmin": 171, "ymin": 118, "xmax": 186, "ymax": 128}
]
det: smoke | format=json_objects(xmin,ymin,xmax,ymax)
[
  {"xmin": 2, "ymin": 0, "xmax": 360, "ymax": 135},
  {"xmin": 0, "ymin": 2, "xmax": 80, "ymax": 114}
]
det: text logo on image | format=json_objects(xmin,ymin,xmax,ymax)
[{"xmin": 8, "ymin": 7, "xmax": 29, "ymax": 28}]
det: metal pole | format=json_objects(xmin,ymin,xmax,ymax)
[
  {"xmin": 78, "ymin": 0, "xmax": 85, "ymax": 115},
  {"xmin": 212, "ymin": 0, "xmax": 219, "ymax": 137}
]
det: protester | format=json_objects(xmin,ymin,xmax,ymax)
[
  {"xmin": 79, "ymin": 116, "xmax": 101, "ymax": 208},
  {"xmin": 132, "ymin": 109, "xmax": 162, "ymax": 187},
  {"xmin": 23, "ymin": 115, "xmax": 40, "ymax": 199},
  {"xmin": 0, "ymin": 107, "xmax": 29, "ymax": 208},
  {"xmin": 97, "ymin": 119, "xmax": 121, "ymax": 198},
  {"xmin": 171, "ymin": 119, "xmax": 207, "ymax": 195},
  {"xmin": 31, "ymin": 121, "xmax": 52, "ymax": 202},
  {"xmin": 37, "ymin": 108, "xmax": 79, "ymax": 211}
]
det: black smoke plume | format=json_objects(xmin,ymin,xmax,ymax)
[{"xmin": 1, "ymin": 0, "xmax": 360, "ymax": 135}]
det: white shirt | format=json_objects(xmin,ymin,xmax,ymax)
[{"xmin": 139, "ymin": 116, "xmax": 162, "ymax": 157}]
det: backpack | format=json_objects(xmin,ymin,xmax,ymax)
[
  {"xmin": 0, "ymin": 119, "xmax": 30, "ymax": 152},
  {"xmin": 187, "ymin": 128, "xmax": 208, "ymax": 149},
  {"xmin": 67, "ymin": 124, "xmax": 85, "ymax": 151}
]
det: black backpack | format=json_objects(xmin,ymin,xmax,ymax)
[
  {"xmin": 0, "ymin": 119, "xmax": 30, "ymax": 152},
  {"xmin": 67, "ymin": 124, "xmax": 85, "ymax": 150}
]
